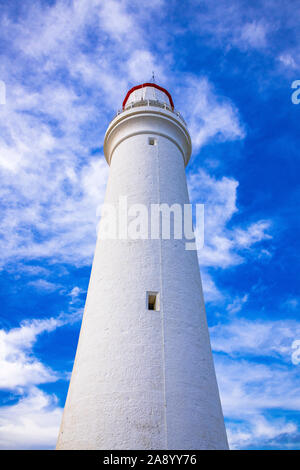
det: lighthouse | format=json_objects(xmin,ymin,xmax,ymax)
[{"xmin": 56, "ymin": 83, "xmax": 229, "ymax": 450}]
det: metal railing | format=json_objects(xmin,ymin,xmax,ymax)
[{"xmin": 113, "ymin": 99, "xmax": 187, "ymax": 126}]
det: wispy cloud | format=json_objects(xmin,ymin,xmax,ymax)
[
  {"xmin": 227, "ymin": 414, "xmax": 298, "ymax": 450},
  {"xmin": 0, "ymin": 0, "xmax": 248, "ymax": 271},
  {"xmin": 217, "ymin": 354, "xmax": 300, "ymax": 449},
  {"xmin": 0, "ymin": 306, "xmax": 82, "ymax": 449},
  {"xmin": 0, "ymin": 386, "xmax": 62, "ymax": 450},
  {"xmin": 0, "ymin": 312, "xmax": 80, "ymax": 391},
  {"xmin": 178, "ymin": 77, "xmax": 245, "ymax": 151},
  {"xmin": 210, "ymin": 317, "xmax": 300, "ymax": 448},
  {"xmin": 27, "ymin": 279, "xmax": 62, "ymax": 293},
  {"xmin": 226, "ymin": 294, "xmax": 248, "ymax": 314},
  {"xmin": 188, "ymin": 169, "xmax": 272, "ymax": 270},
  {"xmin": 211, "ymin": 318, "xmax": 300, "ymax": 360},
  {"xmin": 0, "ymin": 0, "xmax": 295, "ymax": 451}
]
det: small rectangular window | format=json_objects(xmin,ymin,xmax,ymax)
[
  {"xmin": 147, "ymin": 291, "xmax": 160, "ymax": 311},
  {"xmin": 148, "ymin": 137, "xmax": 157, "ymax": 146}
]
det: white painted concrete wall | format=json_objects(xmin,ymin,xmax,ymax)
[{"xmin": 56, "ymin": 103, "xmax": 229, "ymax": 450}]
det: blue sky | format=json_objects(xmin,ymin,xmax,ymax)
[{"xmin": 0, "ymin": 0, "xmax": 299, "ymax": 450}]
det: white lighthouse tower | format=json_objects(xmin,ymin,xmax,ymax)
[{"xmin": 56, "ymin": 83, "xmax": 229, "ymax": 450}]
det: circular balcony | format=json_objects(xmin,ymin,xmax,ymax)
[{"xmin": 114, "ymin": 99, "xmax": 187, "ymax": 126}]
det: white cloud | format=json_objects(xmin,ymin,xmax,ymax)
[
  {"xmin": 12, "ymin": 265, "xmax": 51, "ymax": 277},
  {"xmin": 226, "ymin": 294, "xmax": 248, "ymax": 314},
  {"xmin": 127, "ymin": 50, "xmax": 166, "ymax": 84},
  {"xmin": 217, "ymin": 356, "xmax": 300, "ymax": 417},
  {"xmin": 0, "ymin": 320, "xmax": 58, "ymax": 391},
  {"xmin": 68, "ymin": 286, "xmax": 86, "ymax": 304},
  {"xmin": 238, "ymin": 21, "xmax": 268, "ymax": 49},
  {"xmin": 201, "ymin": 270, "xmax": 224, "ymax": 303},
  {"xmin": 97, "ymin": 0, "xmax": 134, "ymax": 41},
  {"xmin": 0, "ymin": 387, "xmax": 62, "ymax": 450},
  {"xmin": 188, "ymin": 169, "xmax": 272, "ymax": 270},
  {"xmin": 210, "ymin": 318, "xmax": 300, "ymax": 360},
  {"xmin": 214, "ymin": 354, "xmax": 300, "ymax": 448},
  {"xmin": 227, "ymin": 414, "xmax": 298, "ymax": 450},
  {"xmin": 27, "ymin": 279, "xmax": 62, "ymax": 292},
  {"xmin": 278, "ymin": 53, "xmax": 297, "ymax": 69},
  {"xmin": 178, "ymin": 77, "xmax": 245, "ymax": 150},
  {"xmin": 0, "ymin": 303, "xmax": 83, "ymax": 449},
  {"xmin": 0, "ymin": 314, "xmax": 80, "ymax": 391},
  {"xmin": 234, "ymin": 221, "xmax": 272, "ymax": 248},
  {"xmin": 190, "ymin": 1, "xmax": 271, "ymax": 52},
  {"xmin": 209, "ymin": 316, "xmax": 300, "ymax": 448}
]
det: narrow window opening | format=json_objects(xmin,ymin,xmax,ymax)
[
  {"xmin": 148, "ymin": 137, "xmax": 157, "ymax": 146},
  {"xmin": 147, "ymin": 292, "xmax": 160, "ymax": 311}
]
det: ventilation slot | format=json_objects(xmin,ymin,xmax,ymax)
[{"xmin": 147, "ymin": 292, "xmax": 160, "ymax": 311}]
